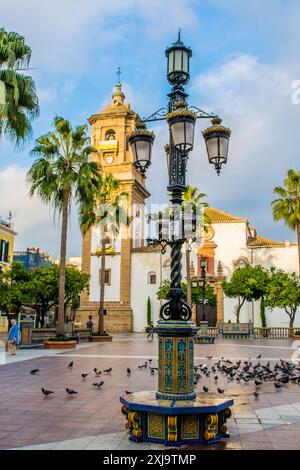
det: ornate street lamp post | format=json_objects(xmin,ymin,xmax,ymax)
[
  {"xmin": 121, "ymin": 32, "xmax": 233, "ymax": 447},
  {"xmin": 200, "ymin": 256, "xmax": 207, "ymax": 321}
]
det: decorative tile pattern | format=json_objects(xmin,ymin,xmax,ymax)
[
  {"xmin": 181, "ymin": 415, "xmax": 199, "ymax": 440},
  {"xmin": 164, "ymin": 338, "xmax": 174, "ymax": 392},
  {"xmin": 147, "ymin": 413, "xmax": 165, "ymax": 440},
  {"xmin": 177, "ymin": 339, "xmax": 187, "ymax": 393}
]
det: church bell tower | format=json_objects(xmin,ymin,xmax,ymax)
[{"xmin": 79, "ymin": 82, "xmax": 150, "ymax": 332}]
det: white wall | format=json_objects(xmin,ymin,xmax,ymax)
[
  {"xmin": 251, "ymin": 245, "xmax": 298, "ymax": 274},
  {"xmin": 89, "ymin": 254, "xmax": 121, "ymax": 302},
  {"xmin": 213, "ymin": 222, "xmax": 249, "ymax": 277},
  {"xmin": 131, "ymin": 251, "xmax": 163, "ymax": 332}
]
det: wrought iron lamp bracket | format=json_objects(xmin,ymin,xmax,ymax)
[
  {"xmin": 146, "ymin": 237, "xmax": 186, "ymax": 255},
  {"xmin": 142, "ymin": 105, "xmax": 218, "ymax": 123}
]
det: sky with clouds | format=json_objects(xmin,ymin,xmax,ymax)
[{"xmin": 0, "ymin": 0, "xmax": 299, "ymax": 258}]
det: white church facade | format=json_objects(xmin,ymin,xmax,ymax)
[{"xmin": 77, "ymin": 85, "xmax": 299, "ymax": 332}]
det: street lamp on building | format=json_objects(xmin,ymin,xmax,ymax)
[{"xmin": 121, "ymin": 32, "xmax": 233, "ymax": 447}]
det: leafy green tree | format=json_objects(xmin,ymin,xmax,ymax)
[
  {"xmin": 272, "ymin": 169, "xmax": 300, "ymax": 275},
  {"xmin": 266, "ymin": 268, "xmax": 300, "ymax": 330},
  {"xmin": 64, "ymin": 265, "xmax": 89, "ymax": 308},
  {"xmin": 147, "ymin": 296, "xmax": 152, "ymax": 326},
  {"xmin": 27, "ymin": 117, "xmax": 102, "ymax": 336},
  {"xmin": 24, "ymin": 266, "xmax": 58, "ymax": 327},
  {"xmin": 157, "ymin": 279, "xmax": 216, "ymax": 308},
  {"xmin": 260, "ymin": 296, "xmax": 267, "ymax": 328},
  {"xmin": 80, "ymin": 173, "xmax": 129, "ymax": 336},
  {"xmin": 0, "ymin": 263, "xmax": 32, "ymax": 325},
  {"xmin": 222, "ymin": 265, "xmax": 269, "ymax": 323},
  {"xmin": 0, "ymin": 263, "xmax": 89, "ymax": 328},
  {"xmin": 0, "ymin": 28, "xmax": 39, "ymax": 146},
  {"xmin": 182, "ymin": 186, "xmax": 210, "ymax": 306}
]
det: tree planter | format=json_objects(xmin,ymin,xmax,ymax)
[
  {"xmin": 88, "ymin": 335, "xmax": 113, "ymax": 342},
  {"xmin": 44, "ymin": 340, "xmax": 77, "ymax": 349}
]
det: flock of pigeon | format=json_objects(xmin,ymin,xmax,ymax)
[
  {"xmin": 33, "ymin": 354, "xmax": 300, "ymax": 400},
  {"xmin": 192, "ymin": 354, "xmax": 300, "ymax": 399},
  {"xmin": 29, "ymin": 361, "xmax": 113, "ymax": 397}
]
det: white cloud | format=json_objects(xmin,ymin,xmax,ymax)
[
  {"xmin": 0, "ymin": 165, "xmax": 81, "ymax": 257},
  {"xmin": 187, "ymin": 53, "xmax": 299, "ymax": 241},
  {"xmin": 0, "ymin": 0, "xmax": 198, "ymax": 73}
]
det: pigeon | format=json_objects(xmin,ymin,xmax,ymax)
[
  {"xmin": 138, "ymin": 362, "xmax": 148, "ymax": 369},
  {"xmin": 255, "ymin": 380, "xmax": 262, "ymax": 386},
  {"xmin": 206, "ymin": 356, "xmax": 213, "ymax": 360},
  {"xmin": 125, "ymin": 390, "xmax": 132, "ymax": 395},
  {"xmin": 30, "ymin": 369, "xmax": 39, "ymax": 375},
  {"xmin": 93, "ymin": 368, "xmax": 102, "ymax": 377},
  {"xmin": 93, "ymin": 381, "xmax": 104, "ymax": 389},
  {"xmin": 279, "ymin": 376, "xmax": 290, "ymax": 384},
  {"xmin": 274, "ymin": 382, "xmax": 282, "ymax": 390},
  {"xmin": 66, "ymin": 388, "xmax": 78, "ymax": 395},
  {"xmin": 81, "ymin": 373, "xmax": 89, "ymax": 379},
  {"xmin": 68, "ymin": 361, "xmax": 74, "ymax": 369},
  {"xmin": 256, "ymin": 354, "xmax": 262, "ymax": 359},
  {"xmin": 253, "ymin": 392, "xmax": 260, "ymax": 399},
  {"xmin": 103, "ymin": 367, "xmax": 112, "ymax": 374},
  {"xmin": 148, "ymin": 359, "xmax": 152, "ymax": 363},
  {"xmin": 127, "ymin": 368, "xmax": 131, "ymax": 375},
  {"xmin": 41, "ymin": 388, "xmax": 54, "ymax": 396},
  {"xmin": 217, "ymin": 388, "xmax": 225, "ymax": 394},
  {"xmin": 203, "ymin": 386, "xmax": 209, "ymax": 393}
]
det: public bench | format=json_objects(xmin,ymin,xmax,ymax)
[{"xmin": 218, "ymin": 323, "xmax": 253, "ymax": 339}]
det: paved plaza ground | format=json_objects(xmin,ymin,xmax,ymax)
[{"xmin": 0, "ymin": 334, "xmax": 300, "ymax": 450}]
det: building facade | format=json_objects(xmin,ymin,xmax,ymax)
[
  {"xmin": 0, "ymin": 217, "xmax": 17, "ymax": 273},
  {"xmin": 77, "ymin": 85, "xmax": 299, "ymax": 332},
  {"xmin": 0, "ymin": 217, "xmax": 17, "ymax": 332},
  {"xmin": 13, "ymin": 247, "xmax": 53, "ymax": 271}
]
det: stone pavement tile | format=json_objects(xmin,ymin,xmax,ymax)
[
  {"xmin": 235, "ymin": 418, "xmax": 260, "ymax": 424},
  {"xmin": 272, "ymin": 443, "xmax": 300, "ymax": 450},
  {"xmin": 13, "ymin": 442, "xmax": 58, "ymax": 450},
  {"xmin": 236, "ymin": 423, "xmax": 264, "ymax": 434},
  {"xmin": 241, "ymin": 442, "xmax": 275, "ymax": 450},
  {"xmin": 239, "ymin": 430, "xmax": 271, "ymax": 443},
  {"xmin": 0, "ymin": 438, "xmax": 35, "ymax": 449},
  {"xmin": 1, "ymin": 337, "xmax": 300, "ymax": 450},
  {"xmin": 233, "ymin": 413, "xmax": 257, "ymax": 419},
  {"xmin": 52, "ymin": 437, "xmax": 96, "ymax": 450}
]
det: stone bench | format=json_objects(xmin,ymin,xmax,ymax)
[{"xmin": 194, "ymin": 336, "xmax": 216, "ymax": 344}]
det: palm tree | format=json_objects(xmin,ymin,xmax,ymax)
[
  {"xmin": 0, "ymin": 28, "xmax": 39, "ymax": 146},
  {"xmin": 182, "ymin": 186, "xmax": 211, "ymax": 306},
  {"xmin": 27, "ymin": 116, "xmax": 102, "ymax": 336},
  {"xmin": 80, "ymin": 173, "xmax": 129, "ymax": 336},
  {"xmin": 272, "ymin": 169, "xmax": 300, "ymax": 275}
]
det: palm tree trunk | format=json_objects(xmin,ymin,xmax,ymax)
[
  {"xmin": 98, "ymin": 236, "xmax": 106, "ymax": 335},
  {"xmin": 56, "ymin": 190, "xmax": 69, "ymax": 336},
  {"xmin": 297, "ymin": 223, "xmax": 300, "ymax": 277}
]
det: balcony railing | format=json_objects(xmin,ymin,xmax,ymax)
[{"xmin": 204, "ymin": 326, "xmax": 299, "ymax": 339}]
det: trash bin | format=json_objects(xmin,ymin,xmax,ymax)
[{"xmin": 19, "ymin": 315, "xmax": 35, "ymax": 348}]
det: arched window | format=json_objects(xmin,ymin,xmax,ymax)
[
  {"xmin": 105, "ymin": 129, "xmax": 116, "ymax": 141},
  {"xmin": 148, "ymin": 271, "xmax": 157, "ymax": 285}
]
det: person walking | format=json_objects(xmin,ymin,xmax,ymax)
[
  {"xmin": 147, "ymin": 321, "xmax": 154, "ymax": 340},
  {"xmin": 86, "ymin": 315, "xmax": 94, "ymax": 332},
  {"xmin": 7, "ymin": 319, "xmax": 20, "ymax": 355}
]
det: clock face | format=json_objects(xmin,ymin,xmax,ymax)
[{"xmin": 105, "ymin": 155, "xmax": 114, "ymax": 164}]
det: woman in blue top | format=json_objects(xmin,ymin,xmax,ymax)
[{"xmin": 7, "ymin": 319, "xmax": 20, "ymax": 355}]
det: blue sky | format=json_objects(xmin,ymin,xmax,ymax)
[{"xmin": 0, "ymin": 0, "xmax": 300, "ymax": 257}]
